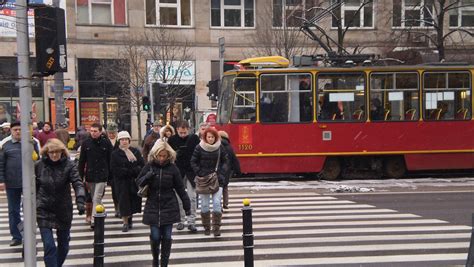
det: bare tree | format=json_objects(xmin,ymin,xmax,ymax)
[
  {"xmin": 94, "ymin": 35, "xmax": 147, "ymax": 144},
  {"xmin": 246, "ymin": 1, "xmax": 318, "ymax": 59},
  {"xmin": 390, "ymin": 0, "xmax": 474, "ymax": 61},
  {"xmin": 144, "ymin": 27, "xmax": 194, "ymax": 124}
]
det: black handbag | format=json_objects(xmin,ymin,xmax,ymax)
[
  {"xmin": 136, "ymin": 167, "xmax": 158, "ymax": 198},
  {"xmin": 195, "ymin": 148, "xmax": 220, "ymax": 194}
]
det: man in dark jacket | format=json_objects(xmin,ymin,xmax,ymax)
[
  {"xmin": 78, "ymin": 123, "xmax": 113, "ymax": 229},
  {"xmin": 168, "ymin": 121, "xmax": 196, "ymax": 232},
  {"xmin": 0, "ymin": 121, "xmax": 40, "ymax": 246}
]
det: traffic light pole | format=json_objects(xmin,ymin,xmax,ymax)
[
  {"xmin": 16, "ymin": 0, "xmax": 37, "ymax": 265},
  {"xmin": 149, "ymin": 83, "xmax": 154, "ymax": 122},
  {"xmin": 53, "ymin": 0, "xmax": 65, "ymax": 128}
]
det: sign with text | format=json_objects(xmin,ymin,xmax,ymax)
[
  {"xmin": 49, "ymin": 98, "xmax": 77, "ymax": 134},
  {"xmin": 147, "ymin": 60, "xmax": 195, "ymax": 85},
  {"xmin": 80, "ymin": 101, "xmax": 100, "ymax": 130}
]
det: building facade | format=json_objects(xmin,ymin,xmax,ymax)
[{"xmin": 0, "ymin": 0, "xmax": 472, "ymax": 140}]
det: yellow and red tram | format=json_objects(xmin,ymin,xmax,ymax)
[{"xmin": 215, "ymin": 56, "xmax": 474, "ymax": 180}]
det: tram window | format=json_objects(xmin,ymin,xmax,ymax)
[
  {"xmin": 370, "ymin": 72, "xmax": 419, "ymax": 121},
  {"xmin": 423, "ymin": 72, "xmax": 472, "ymax": 121},
  {"xmin": 231, "ymin": 76, "xmax": 256, "ymax": 123},
  {"xmin": 317, "ymin": 73, "xmax": 366, "ymax": 122},
  {"xmin": 259, "ymin": 73, "xmax": 313, "ymax": 123},
  {"xmin": 217, "ymin": 75, "xmax": 235, "ymax": 124}
]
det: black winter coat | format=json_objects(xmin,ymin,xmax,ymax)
[
  {"xmin": 78, "ymin": 135, "xmax": 113, "ymax": 183},
  {"xmin": 183, "ymin": 134, "xmax": 200, "ymax": 185},
  {"xmin": 137, "ymin": 161, "xmax": 191, "ymax": 226},
  {"xmin": 190, "ymin": 143, "xmax": 230, "ymax": 187},
  {"xmin": 35, "ymin": 157, "xmax": 85, "ymax": 230},
  {"xmin": 110, "ymin": 147, "xmax": 144, "ymax": 216},
  {"xmin": 168, "ymin": 134, "xmax": 189, "ymax": 177},
  {"xmin": 221, "ymin": 137, "xmax": 241, "ymax": 186}
]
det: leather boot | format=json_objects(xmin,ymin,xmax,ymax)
[
  {"xmin": 201, "ymin": 212, "xmax": 211, "ymax": 235},
  {"xmin": 85, "ymin": 202, "xmax": 92, "ymax": 225},
  {"xmin": 160, "ymin": 238, "xmax": 172, "ymax": 267},
  {"xmin": 212, "ymin": 212, "xmax": 222, "ymax": 237},
  {"xmin": 150, "ymin": 236, "xmax": 159, "ymax": 267}
]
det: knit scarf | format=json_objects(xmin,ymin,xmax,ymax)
[
  {"xmin": 199, "ymin": 139, "xmax": 221, "ymax": 152},
  {"xmin": 119, "ymin": 143, "xmax": 137, "ymax": 162}
]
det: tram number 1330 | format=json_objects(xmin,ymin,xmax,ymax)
[{"xmin": 238, "ymin": 144, "xmax": 253, "ymax": 151}]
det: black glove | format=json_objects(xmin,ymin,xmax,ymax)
[
  {"xmin": 77, "ymin": 203, "xmax": 85, "ymax": 215},
  {"xmin": 185, "ymin": 210, "xmax": 191, "ymax": 216}
]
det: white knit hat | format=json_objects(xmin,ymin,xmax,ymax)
[{"xmin": 117, "ymin": 131, "xmax": 131, "ymax": 140}]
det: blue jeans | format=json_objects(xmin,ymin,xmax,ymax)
[
  {"xmin": 6, "ymin": 188, "xmax": 22, "ymax": 241},
  {"xmin": 150, "ymin": 224, "xmax": 173, "ymax": 242},
  {"xmin": 200, "ymin": 187, "xmax": 223, "ymax": 214},
  {"xmin": 40, "ymin": 227, "xmax": 71, "ymax": 267}
]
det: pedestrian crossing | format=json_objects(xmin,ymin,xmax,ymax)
[{"xmin": 0, "ymin": 189, "xmax": 471, "ymax": 266}]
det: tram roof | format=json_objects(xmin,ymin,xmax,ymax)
[{"xmin": 224, "ymin": 64, "xmax": 474, "ymax": 75}]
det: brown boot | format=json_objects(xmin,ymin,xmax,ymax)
[
  {"xmin": 201, "ymin": 212, "xmax": 211, "ymax": 235},
  {"xmin": 85, "ymin": 202, "xmax": 92, "ymax": 225},
  {"xmin": 212, "ymin": 212, "xmax": 222, "ymax": 237}
]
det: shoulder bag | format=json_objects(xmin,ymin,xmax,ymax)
[{"xmin": 195, "ymin": 148, "xmax": 220, "ymax": 194}]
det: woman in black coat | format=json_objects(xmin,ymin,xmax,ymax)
[
  {"xmin": 190, "ymin": 127, "xmax": 229, "ymax": 237},
  {"xmin": 217, "ymin": 131, "xmax": 241, "ymax": 210},
  {"xmin": 110, "ymin": 131, "xmax": 145, "ymax": 232},
  {"xmin": 35, "ymin": 138, "xmax": 85, "ymax": 267},
  {"xmin": 136, "ymin": 141, "xmax": 191, "ymax": 267}
]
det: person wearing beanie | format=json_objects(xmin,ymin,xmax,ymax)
[
  {"xmin": 37, "ymin": 122, "xmax": 57, "ymax": 147},
  {"xmin": 218, "ymin": 131, "xmax": 241, "ymax": 210},
  {"xmin": 110, "ymin": 131, "xmax": 144, "ymax": 232}
]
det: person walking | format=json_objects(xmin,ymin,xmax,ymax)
[
  {"xmin": 106, "ymin": 122, "xmax": 120, "ymax": 218},
  {"xmin": 54, "ymin": 123, "xmax": 70, "ymax": 147},
  {"xmin": 147, "ymin": 124, "xmax": 175, "ymax": 162},
  {"xmin": 35, "ymin": 138, "xmax": 85, "ymax": 267},
  {"xmin": 0, "ymin": 121, "xmax": 41, "ymax": 246},
  {"xmin": 110, "ymin": 131, "xmax": 145, "ymax": 232},
  {"xmin": 73, "ymin": 126, "xmax": 88, "ymax": 150},
  {"xmin": 77, "ymin": 123, "xmax": 113, "ymax": 229},
  {"xmin": 142, "ymin": 121, "xmax": 162, "ymax": 163},
  {"xmin": 190, "ymin": 127, "xmax": 229, "ymax": 237},
  {"xmin": 37, "ymin": 122, "xmax": 57, "ymax": 147},
  {"xmin": 136, "ymin": 141, "xmax": 191, "ymax": 267},
  {"xmin": 168, "ymin": 121, "xmax": 196, "ymax": 232},
  {"xmin": 218, "ymin": 131, "xmax": 241, "ymax": 210}
]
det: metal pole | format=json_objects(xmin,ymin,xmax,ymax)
[
  {"xmin": 466, "ymin": 213, "xmax": 474, "ymax": 266},
  {"xmin": 103, "ymin": 83, "xmax": 107, "ymax": 126},
  {"xmin": 242, "ymin": 199, "xmax": 254, "ymax": 267},
  {"xmin": 93, "ymin": 205, "xmax": 106, "ymax": 267},
  {"xmin": 149, "ymin": 83, "xmax": 154, "ymax": 122},
  {"xmin": 218, "ymin": 37, "xmax": 225, "ymax": 81},
  {"xmin": 16, "ymin": 0, "xmax": 36, "ymax": 265},
  {"xmin": 53, "ymin": 0, "xmax": 65, "ymax": 128}
]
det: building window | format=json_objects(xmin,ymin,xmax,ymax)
[
  {"xmin": 332, "ymin": 0, "xmax": 374, "ymax": 28},
  {"xmin": 145, "ymin": 0, "xmax": 192, "ymax": 26},
  {"xmin": 393, "ymin": 0, "xmax": 434, "ymax": 28},
  {"xmin": 76, "ymin": 0, "xmax": 127, "ymax": 25},
  {"xmin": 449, "ymin": 0, "xmax": 474, "ymax": 27},
  {"xmin": 272, "ymin": 0, "xmax": 318, "ymax": 27},
  {"xmin": 211, "ymin": 0, "xmax": 255, "ymax": 28}
]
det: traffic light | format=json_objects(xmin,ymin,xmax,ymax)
[
  {"xmin": 34, "ymin": 6, "xmax": 67, "ymax": 76},
  {"xmin": 142, "ymin": 96, "xmax": 151, "ymax": 111},
  {"xmin": 206, "ymin": 80, "xmax": 219, "ymax": 101}
]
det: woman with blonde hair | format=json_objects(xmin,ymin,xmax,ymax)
[
  {"xmin": 35, "ymin": 138, "xmax": 85, "ymax": 267},
  {"xmin": 136, "ymin": 141, "xmax": 190, "ymax": 267},
  {"xmin": 190, "ymin": 127, "xmax": 229, "ymax": 237}
]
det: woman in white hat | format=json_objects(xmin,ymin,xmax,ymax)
[{"xmin": 110, "ymin": 131, "xmax": 145, "ymax": 232}]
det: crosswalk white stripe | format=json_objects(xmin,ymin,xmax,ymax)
[{"xmin": 0, "ymin": 189, "xmax": 470, "ymax": 266}]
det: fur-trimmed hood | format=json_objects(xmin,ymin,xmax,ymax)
[{"xmin": 160, "ymin": 125, "xmax": 176, "ymax": 140}]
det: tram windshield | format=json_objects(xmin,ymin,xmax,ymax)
[{"xmin": 217, "ymin": 75, "xmax": 235, "ymax": 124}]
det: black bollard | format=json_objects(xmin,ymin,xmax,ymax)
[
  {"xmin": 93, "ymin": 205, "xmax": 107, "ymax": 267},
  {"xmin": 466, "ymin": 213, "xmax": 474, "ymax": 267},
  {"xmin": 242, "ymin": 198, "xmax": 254, "ymax": 267}
]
